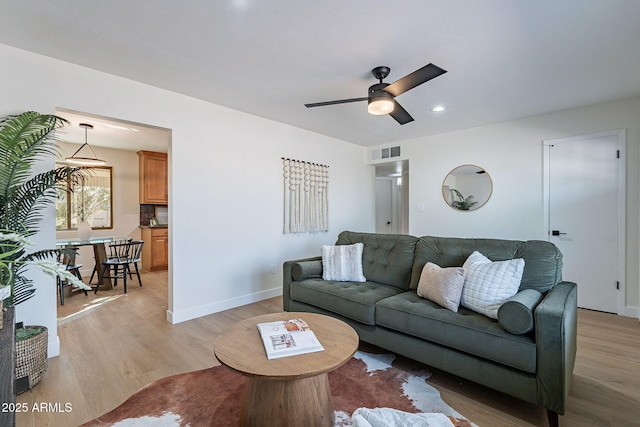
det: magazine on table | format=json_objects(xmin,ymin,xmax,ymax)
[{"xmin": 256, "ymin": 318, "xmax": 324, "ymax": 359}]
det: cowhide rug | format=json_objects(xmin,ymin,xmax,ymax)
[{"xmin": 82, "ymin": 352, "xmax": 475, "ymax": 427}]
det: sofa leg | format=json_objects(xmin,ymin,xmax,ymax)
[{"xmin": 547, "ymin": 410, "xmax": 559, "ymax": 427}]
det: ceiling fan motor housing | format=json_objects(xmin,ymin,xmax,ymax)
[{"xmin": 368, "ymin": 82, "xmax": 390, "ymax": 94}]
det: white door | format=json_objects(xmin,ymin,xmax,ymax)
[
  {"xmin": 544, "ymin": 130, "xmax": 625, "ymax": 313},
  {"xmin": 375, "ymin": 178, "xmax": 394, "ymax": 233}
]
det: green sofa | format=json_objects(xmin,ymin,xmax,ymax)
[{"xmin": 283, "ymin": 231, "xmax": 577, "ymax": 427}]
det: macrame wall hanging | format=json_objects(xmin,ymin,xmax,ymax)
[{"xmin": 282, "ymin": 157, "xmax": 329, "ymax": 234}]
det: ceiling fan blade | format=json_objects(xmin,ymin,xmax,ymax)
[
  {"xmin": 389, "ymin": 100, "xmax": 414, "ymax": 125},
  {"xmin": 384, "ymin": 63, "xmax": 447, "ymax": 97},
  {"xmin": 304, "ymin": 97, "xmax": 368, "ymax": 108}
]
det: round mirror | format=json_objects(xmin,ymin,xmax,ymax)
[{"xmin": 442, "ymin": 165, "xmax": 493, "ymax": 211}]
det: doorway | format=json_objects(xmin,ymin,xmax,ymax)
[
  {"xmin": 543, "ymin": 130, "xmax": 625, "ymax": 314},
  {"xmin": 374, "ymin": 160, "xmax": 409, "ymax": 234},
  {"xmin": 54, "ymin": 108, "xmax": 172, "ymax": 314}
]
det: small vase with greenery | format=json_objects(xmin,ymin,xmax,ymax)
[{"xmin": 0, "ymin": 111, "xmax": 92, "ymax": 310}]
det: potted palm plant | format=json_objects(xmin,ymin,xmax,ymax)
[
  {"xmin": 0, "ymin": 111, "xmax": 91, "ymax": 392},
  {"xmin": 0, "ymin": 111, "xmax": 91, "ymax": 306}
]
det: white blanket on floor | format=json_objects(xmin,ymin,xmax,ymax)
[{"xmin": 351, "ymin": 408, "xmax": 455, "ymax": 427}]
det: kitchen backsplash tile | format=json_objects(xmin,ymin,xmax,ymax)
[
  {"xmin": 140, "ymin": 204, "xmax": 156, "ymax": 226},
  {"xmin": 155, "ymin": 206, "xmax": 168, "ymax": 225}
]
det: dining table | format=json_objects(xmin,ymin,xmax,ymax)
[{"xmin": 56, "ymin": 236, "xmax": 127, "ymax": 291}]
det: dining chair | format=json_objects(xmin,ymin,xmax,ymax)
[
  {"xmin": 88, "ymin": 237, "xmax": 133, "ymax": 284},
  {"xmin": 126, "ymin": 240, "xmax": 144, "ymax": 286},
  {"xmin": 57, "ymin": 247, "xmax": 88, "ymax": 305},
  {"xmin": 95, "ymin": 240, "xmax": 144, "ymax": 294}
]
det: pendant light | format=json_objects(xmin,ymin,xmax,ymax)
[{"xmin": 65, "ymin": 123, "xmax": 106, "ymax": 166}]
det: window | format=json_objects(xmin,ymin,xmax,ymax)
[{"xmin": 56, "ymin": 165, "xmax": 113, "ymax": 230}]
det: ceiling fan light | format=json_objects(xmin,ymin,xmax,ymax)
[{"xmin": 368, "ymin": 93, "xmax": 395, "ymax": 115}]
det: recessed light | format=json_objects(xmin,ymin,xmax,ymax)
[{"xmin": 431, "ymin": 105, "xmax": 446, "ymax": 112}]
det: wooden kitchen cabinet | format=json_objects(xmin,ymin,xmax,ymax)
[
  {"xmin": 141, "ymin": 227, "xmax": 168, "ymax": 271},
  {"xmin": 138, "ymin": 150, "xmax": 168, "ymax": 204}
]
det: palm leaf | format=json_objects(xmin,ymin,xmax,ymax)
[
  {"xmin": 0, "ymin": 112, "xmax": 67, "ymax": 201},
  {"xmin": 0, "ymin": 167, "xmax": 82, "ymax": 233},
  {"xmin": 21, "ymin": 248, "xmax": 62, "ymax": 262},
  {"xmin": 7, "ymin": 275, "xmax": 36, "ymax": 306}
]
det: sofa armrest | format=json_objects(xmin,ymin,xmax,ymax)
[
  {"xmin": 534, "ymin": 281, "xmax": 577, "ymax": 415},
  {"xmin": 283, "ymin": 256, "xmax": 322, "ymax": 311}
]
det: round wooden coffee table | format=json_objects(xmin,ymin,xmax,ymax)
[{"xmin": 214, "ymin": 312, "xmax": 359, "ymax": 427}]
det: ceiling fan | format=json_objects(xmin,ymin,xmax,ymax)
[{"xmin": 304, "ymin": 63, "xmax": 447, "ymax": 125}]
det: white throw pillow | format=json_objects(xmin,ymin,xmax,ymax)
[
  {"xmin": 460, "ymin": 251, "xmax": 524, "ymax": 319},
  {"xmin": 321, "ymin": 243, "xmax": 366, "ymax": 282},
  {"xmin": 417, "ymin": 262, "xmax": 465, "ymax": 312}
]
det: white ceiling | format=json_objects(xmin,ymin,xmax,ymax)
[{"xmin": 1, "ymin": 1, "xmax": 640, "ymax": 148}]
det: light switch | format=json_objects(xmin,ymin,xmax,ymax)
[{"xmin": 416, "ymin": 203, "xmax": 425, "ymax": 212}]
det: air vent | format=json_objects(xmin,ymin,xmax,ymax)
[{"xmin": 371, "ymin": 145, "xmax": 401, "ymax": 161}]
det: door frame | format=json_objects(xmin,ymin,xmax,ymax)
[
  {"xmin": 374, "ymin": 159, "xmax": 409, "ymax": 235},
  {"xmin": 375, "ymin": 177, "xmax": 399, "ymax": 234},
  {"xmin": 542, "ymin": 129, "xmax": 626, "ymax": 315}
]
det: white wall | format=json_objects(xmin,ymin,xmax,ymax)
[
  {"xmin": 0, "ymin": 43, "xmax": 374, "ymax": 356},
  {"xmin": 55, "ymin": 142, "xmax": 142, "ymax": 274},
  {"xmin": 402, "ymin": 97, "xmax": 640, "ymax": 313}
]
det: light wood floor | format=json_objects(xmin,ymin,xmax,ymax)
[{"xmin": 16, "ymin": 272, "xmax": 640, "ymax": 427}]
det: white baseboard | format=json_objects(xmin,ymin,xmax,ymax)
[
  {"xmin": 166, "ymin": 287, "xmax": 283, "ymax": 324},
  {"xmin": 622, "ymin": 305, "xmax": 639, "ymax": 319},
  {"xmin": 48, "ymin": 335, "xmax": 60, "ymax": 358}
]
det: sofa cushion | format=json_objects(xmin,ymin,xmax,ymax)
[
  {"xmin": 416, "ymin": 262, "xmax": 465, "ymax": 312},
  {"xmin": 375, "ymin": 291, "xmax": 537, "ymax": 373},
  {"xmin": 321, "ymin": 243, "xmax": 366, "ymax": 282},
  {"xmin": 498, "ymin": 289, "xmax": 544, "ymax": 334},
  {"xmin": 410, "ymin": 236, "xmax": 562, "ymax": 293},
  {"xmin": 292, "ymin": 260, "xmax": 323, "ymax": 281},
  {"xmin": 289, "ymin": 278, "xmax": 405, "ymax": 325},
  {"xmin": 336, "ymin": 231, "xmax": 418, "ymax": 290},
  {"xmin": 460, "ymin": 251, "xmax": 524, "ymax": 319}
]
